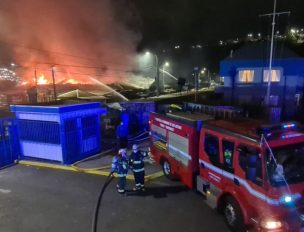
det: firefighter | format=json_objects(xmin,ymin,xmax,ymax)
[
  {"xmin": 111, "ymin": 148, "xmax": 129, "ymax": 194},
  {"xmin": 129, "ymin": 144, "xmax": 147, "ymax": 191}
]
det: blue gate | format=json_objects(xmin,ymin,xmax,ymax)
[{"xmin": 0, "ymin": 118, "xmax": 19, "ymax": 169}]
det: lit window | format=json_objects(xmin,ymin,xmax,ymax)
[
  {"xmin": 239, "ymin": 70, "xmax": 254, "ymax": 83},
  {"xmin": 263, "ymin": 69, "xmax": 280, "ymax": 82}
]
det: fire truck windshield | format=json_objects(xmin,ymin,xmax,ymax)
[{"xmin": 266, "ymin": 143, "xmax": 304, "ymax": 187}]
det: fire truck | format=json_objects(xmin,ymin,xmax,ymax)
[{"xmin": 149, "ymin": 111, "xmax": 304, "ymax": 232}]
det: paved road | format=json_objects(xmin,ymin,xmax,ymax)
[{"xmin": 0, "ymin": 165, "xmax": 229, "ymax": 232}]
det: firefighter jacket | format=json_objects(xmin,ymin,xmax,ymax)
[
  {"xmin": 111, "ymin": 155, "xmax": 129, "ymax": 177},
  {"xmin": 129, "ymin": 151, "xmax": 146, "ymax": 173}
]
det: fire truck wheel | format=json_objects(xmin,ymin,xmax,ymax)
[
  {"xmin": 162, "ymin": 159, "xmax": 175, "ymax": 180},
  {"xmin": 223, "ymin": 196, "xmax": 246, "ymax": 232}
]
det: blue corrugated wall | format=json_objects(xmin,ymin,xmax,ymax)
[{"xmin": 0, "ymin": 118, "xmax": 19, "ymax": 169}]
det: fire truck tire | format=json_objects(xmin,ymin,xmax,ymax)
[
  {"xmin": 223, "ymin": 196, "xmax": 246, "ymax": 232},
  {"xmin": 161, "ymin": 159, "xmax": 175, "ymax": 180}
]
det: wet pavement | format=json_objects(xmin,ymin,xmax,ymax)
[{"xmin": 0, "ymin": 165, "xmax": 229, "ymax": 232}]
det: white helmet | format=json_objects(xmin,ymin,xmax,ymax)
[
  {"xmin": 118, "ymin": 148, "xmax": 126, "ymax": 155},
  {"xmin": 132, "ymin": 144, "xmax": 139, "ymax": 150}
]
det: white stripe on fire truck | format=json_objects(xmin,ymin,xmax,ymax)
[
  {"xmin": 199, "ymin": 159, "xmax": 280, "ymax": 205},
  {"xmin": 168, "ymin": 145, "xmax": 192, "ymax": 160}
]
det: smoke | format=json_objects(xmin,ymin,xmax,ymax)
[{"xmin": 0, "ymin": 0, "xmax": 141, "ymax": 84}]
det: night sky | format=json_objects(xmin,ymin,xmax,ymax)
[
  {"xmin": 129, "ymin": 0, "xmax": 304, "ymax": 49},
  {"xmin": 0, "ymin": 0, "xmax": 303, "ymax": 82}
]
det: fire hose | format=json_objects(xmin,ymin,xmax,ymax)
[{"xmin": 91, "ymin": 171, "xmax": 115, "ymax": 232}]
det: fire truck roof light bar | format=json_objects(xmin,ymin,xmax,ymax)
[
  {"xmin": 282, "ymin": 123, "xmax": 296, "ymax": 129},
  {"xmin": 258, "ymin": 122, "xmax": 298, "ymax": 136}
]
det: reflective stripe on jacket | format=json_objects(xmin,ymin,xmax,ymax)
[
  {"xmin": 111, "ymin": 155, "xmax": 129, "ymax": 176},
  {"xmin": 130, "ymin": 151, "xmax": 145, "ymax": 172}
]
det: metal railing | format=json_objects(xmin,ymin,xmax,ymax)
[{"xmin": 183, "ymin": 102, "xmax": 242, "ymax": 119}]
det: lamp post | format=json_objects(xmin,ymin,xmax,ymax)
[
  {"xmin": 162, "ymin": 62, "xmax": 169, "ymax": 89},
  {"xmin": 201, "ymin": 67, "xmax": 210, "ymax": 87},
  {"xmin": 194, "ymin": 67, "xmax": 199, "ymax": 102},
  {"xmin": 51, "ymin": 66, "xmax": 57, "ymax": 101}
]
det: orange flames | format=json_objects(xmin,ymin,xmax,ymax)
[
  {"xmin": 33, "ymin": 74, "xmax": 81, "ymax": 86},
  {"xmin": 37, "ymin": 74, "xmax": 48, "ymax": 85},
  {"xmin": 65, "ymin": 79, "xmax": 79, "ymax": 84}
]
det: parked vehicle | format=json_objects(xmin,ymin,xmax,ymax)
[{"xmin": 149, "ymin": 111, "xmax": 304, "ymax": 231}]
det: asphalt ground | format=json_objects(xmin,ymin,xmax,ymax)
[{"xmin": 0, "ymin": 165, "xmax": 229, "ymax": 232}]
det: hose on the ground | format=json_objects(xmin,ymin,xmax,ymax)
[{"xmin": 91, "ymin": 171, "xmax": 115, "ymax": 232}]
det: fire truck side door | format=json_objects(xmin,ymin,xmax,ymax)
[
  {"xmin": 221, "ymin": 139, "xmax": 236, "ymax": 187},
  {"xmin": 202, "ymin": 133, "xmax": 223, "ymax": 190},
  {"xmin": 235, "ymin": 145, "xmax": 265, "ymax": 209}
]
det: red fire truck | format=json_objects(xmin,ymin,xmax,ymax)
[{"xmin": 149, "ymin": 111, "xmax": 304, "ymax": 232}]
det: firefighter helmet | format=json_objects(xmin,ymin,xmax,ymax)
[
  {"xmin": 118, "ymin": 148, "xmax": 126, "ymax": 155},
  {"xmin": 132, "ymin": 144, "xmax": 139, "ymax": 150}
]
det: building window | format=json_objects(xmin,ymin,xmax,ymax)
[
  {"xmin": 263, "ymin": 69, "xmax": 280, "ymax": 82},
  {"xmin": 238, "ymin": 70, "xmax": 254, "ymax": 83}
]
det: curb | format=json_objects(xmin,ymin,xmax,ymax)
[{"xmin": 18, "ymin": 160, "xmax": 163, "ymax": 182}]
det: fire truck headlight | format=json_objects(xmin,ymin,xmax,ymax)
[
  {"xmin": 279, "ymin": 193, "xmax": 301, "ymax": 205},
  {"xmin": 283, "ymin": 195, "xmax": 292, "ymax": 203},
  {"xmin": 260, "ymin": 218, "xmax": 282, "ymax": 230}
]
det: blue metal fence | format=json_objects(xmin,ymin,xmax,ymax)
[{"xmin": 0, "ymin": 118, "xmax": 19, "ymax": 169}]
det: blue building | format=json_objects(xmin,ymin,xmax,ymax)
[
  {"xmin": 11, "ymin": 102, "xmax": 107, "ymax": 164},
  {"xmin": 217, "ymin": 43, "xmax": 304, "ymax": 119}
]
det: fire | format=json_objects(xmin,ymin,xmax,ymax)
[
  {"xmin": 37, "ymin": 75, "xmax": 48, "ymax": 85},
  {"xmin": 66, "ymin": 79, "xmax": 79, "ymax": 84}
]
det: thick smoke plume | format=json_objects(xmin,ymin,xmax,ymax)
[{"xmin": 0, "ymin": 0, "xmax": 140, "ymax": 84}]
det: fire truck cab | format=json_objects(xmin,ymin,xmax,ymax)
[{"xmin": 149, "ymin": 111, "xmax": 304, "ymax": 232}]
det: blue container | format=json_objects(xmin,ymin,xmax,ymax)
[
  {"xmin": 0, "ymin": 118, "xmax": 19, "ymax": 168},
  {"xmin": 11, "ymin": 102, "xmax": 107, "ymax": 164},
  {"xmin": 120, "ymin": 101, "xmax": 155, "ymax": 133}
]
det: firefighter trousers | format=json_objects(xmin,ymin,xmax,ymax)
[
  {"xmin": 117, "ymin": 176, "xmax": 126, "ymax": 193},
  {"xmin": 134, "ymin": 171, "xmax": 145, "ymax": 188}
]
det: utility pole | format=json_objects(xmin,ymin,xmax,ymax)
[
  {"xmin": 162, "ymin": 68, "xmax": 165, "ymax": 89},
  {"xmin": 51, "ymin": 67, "xmax": 57, "ymax": 101},
  {"xmin": 260, "ymin": 0, "xmax": 290, "ymax": 105},
  {"xmin": 194, "ymin": 67, "xmax": 199, "ymax": 102},
  {"xmin": 34, "ymin": 66, "xmax": 38, "ymax": 87},
  {"xmin": 156, "ymin": 56, "xmax": 160, "ymax": 97},
  {"xmin": 207, "ymin": 70, "xmax": 210, "ymax": 88}
]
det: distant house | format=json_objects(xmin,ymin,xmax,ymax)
[{"xmin": 217, "ymin": 42, "xmax": 304, "ymax": 119}]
